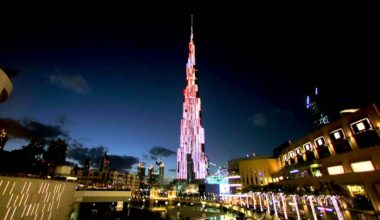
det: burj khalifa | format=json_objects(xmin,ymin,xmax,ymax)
[{"xmin": 176, "ymin": 16, "xmax": 208, "ymax": 183}]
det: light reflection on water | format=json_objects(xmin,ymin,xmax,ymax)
[{"xmin": 166, "ymin": 206, "xmax": 242, "ymax": 220}]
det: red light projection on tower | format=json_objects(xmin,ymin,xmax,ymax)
[{"xmin": 177, "ymin": 16, "xmax": 208, "ymax": 182}]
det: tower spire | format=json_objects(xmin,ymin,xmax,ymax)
[{"xmin": 190, "ymin": 14, "xmax": 193, "ymax": 41}]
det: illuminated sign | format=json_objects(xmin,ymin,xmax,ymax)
[
  {"xmin": 205, "ymin": 176, "xmax": 228, "ymax": 184},
  {"xmin": 219, "ymin": 184, "xmax": 230, "ymax": 194},
  {"xmin": 351, "ymin": 160, "xmax": 375, "ymax": 172},
  {"xmin": 327, "ymin": 165, "xmax": 344, "ymax": 175},
  {"xmin": 347, "ymin": 185, "xmax": 365, "ymax": 195},
  {"xmin": 317, "ymin": 207, "xmax": 333, "ymax": 212}
]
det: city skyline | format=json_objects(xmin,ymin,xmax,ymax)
[{"xmin": 0, "ymin": 9, "xmax": 378, "ymax": 178}]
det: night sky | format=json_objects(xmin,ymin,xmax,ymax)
[{"xmin": 0, "ymin": 8, "xmax": 378, "ymax": 179}]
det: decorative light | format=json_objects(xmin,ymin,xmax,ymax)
[
  {"xmin": 327, "ymin": 165, "xmax": 344, "ymax": 175},
  {"xmin": 226, "ymin": 175, "xmax": 240, "ymax": 179},
  {"xmin": 351, "ymin": 160, "xmax": 375, "ymax": 172}
]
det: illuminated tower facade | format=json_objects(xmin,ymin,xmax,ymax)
[{"xmin": 177, "ymin": 16, "xmax": 208, "ymax": 183}]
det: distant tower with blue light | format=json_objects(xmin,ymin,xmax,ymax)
[{"xmin": 306, "ymin": 87, "xmax": 330, "ymax": 129}]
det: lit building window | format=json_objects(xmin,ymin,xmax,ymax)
[
  {"xmin": 327, "ymin": 165, "xmax": 344, "ymax": 175},
  {"xmin": 295, "ymin": 147, "xmax": 303, "ymax": 155},
  {"xmin": 303, "ymin": 142, "xmax": 313, "ymax": 151},
  {"xmin": 356, "ymin": 122, "xmax": 365, "ymax": 131},
  {"xmin": 334, "ymin": 132, "xmax": 341, "ymax": 139},
  {"xmin": 288, "ymin": 151, "xmax": 296, "ymax": 158},
  {"xmin": 314, "ymin": 136, "xmax": 325, "ymax": 147},
  {"xmin": 350, "ymin": 118, "xmax": 373, "ymax": 134},
  {"xmin": 283, "ymin": 154, "xmax": 288, "ymax": 162},
  {"xmin": 351, "ymin": 160, "xmax": 375, "ymax": 172},
  {"xmin": 330, "ymin": 128, "xmax": 345, "ymax": 140}
]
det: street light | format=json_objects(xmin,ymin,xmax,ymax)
[{"xmin": 177, "ymin": 203, "xmax": 181, "ymax": 217}]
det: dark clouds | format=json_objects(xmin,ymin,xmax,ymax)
[
  {"xmin": 0, "ymin": 118, "xmax": 67, "ymax": 140},
  {"xmin": 149, "ymin": 146, "xmax": 176, "ymax": 157},
  {"xmin": 108, "ymin": 155, "xmax": 139, "ymax": 171},
  {"xmin": 67, "ymin": 144, "xmax": 138, "ymax": 171},
  {"xmin": 143, "ymin": 146, "xmax": 176, "ymax": 162},
  {"xmin": 67, "ymin": 143, "xmax": 105, "ymax": 166}
]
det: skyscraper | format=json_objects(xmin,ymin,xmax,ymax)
[
  {"xmin": 306, "ymin": 87, "xmax": 330, "ymax": 129},
  {"xmin": 177, "ymin": 16, "xmax": 208, "ymax": 183}
]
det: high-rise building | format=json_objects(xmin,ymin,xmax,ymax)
[
  {"xmin": 156, "ymin": 159, "xmax": 164, "ymax": 186},
  {"xmin": 137, "ymin": 161, "xmax": 146, "ymax": 181},
  {"xmin": 147, "ymin": 164, "xmax": 157, "ymax": 186},
  {"xmin": 176, "ymin": 16, "xmax": 208, "ymax": 183},
  {"xmin": 99, "ymin": 151, "xmax": 110, "ymax": 172},
  {"xmin": 306, "ymin": 87, "xmax": 330, "ymax": 129}
]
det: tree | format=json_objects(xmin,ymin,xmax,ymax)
[
  {"xmin": 0, "ymin": 138, "xmax": 47, "ymax": 174},
  {"xmin": 0, "ymin": 128, "xmax": 8, "ymax": 150},
  {"xmin": 44, "ymin": 138, "xmax": 68, "ymax": 175}
]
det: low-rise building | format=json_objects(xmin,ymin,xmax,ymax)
[
  {"xmin": 71, "ymin": 169, "xmax": 139, "ymax": 190},
  {"xmin": 228, "ymin": 103, "xmax": 380, "ymax": 213}
]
